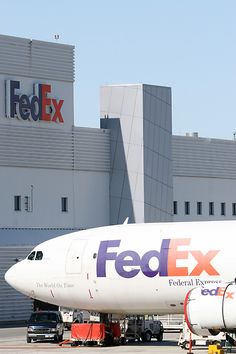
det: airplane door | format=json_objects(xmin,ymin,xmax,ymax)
[{"xmin": 65, "ymin": 239, "xmax": 87, "ymax": 274}]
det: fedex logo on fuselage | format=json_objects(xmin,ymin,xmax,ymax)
[
  {"xmin": 5, "ymin": 80, "xmax": 64, "ymax": 123},
  {"xmin": 96, "ymin": 238, "xmax": 220, "ymax": 279},
  {"xmin": 201, "ymin": 287, "xmax": 234, "ymax": 299}
]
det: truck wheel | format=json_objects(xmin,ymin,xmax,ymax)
[
  {"xmin": 120, "ymin": 337, "xmax": 126, "ymax": 345},
  {"xmin": 182, "ymin": 341, "xmax": 190, "ymax": 350},
  {"xmin": 142, "ymin": 331, "xmax": 152, "ymax": 342},
  {"xmin": 157, "ymin": 332, "xmax": 163, "ymax": 341},
  {"xmin": 54, "ymin": 335, "xmax": 60, "ymax": 343},
  {"xmin": 26, "ymin": 336, "xmax": 31, "ymax": 343}
]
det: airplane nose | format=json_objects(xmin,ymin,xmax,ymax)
[
  {"xmin": 5, "ymin": 261, "xmax": 35, "ymax": 298},
  {"xmin": 4, "ymin": 262, "xmax": 29, "ymax": 295},
  {"xmin": 5, "ymin": 264, "xmax": 18, "ymax": 288}
]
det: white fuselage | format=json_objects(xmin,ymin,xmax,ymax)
[{"xmin": 4, "ymin": 221, "xmax": 235, "ymax": 315}]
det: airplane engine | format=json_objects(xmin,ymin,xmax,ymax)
[{"xmin": 184, "ymin": 283, "xmax": 236, "ymax": 336}]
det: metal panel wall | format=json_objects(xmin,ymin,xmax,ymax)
[
  {"xmin": 0, "ymin": 35, "xmax": 74, "ymax": 82},
  {"xmin": 172, "ymin": 135, "xmax": 236, "ymax": 179},
  {"xmin": 0, "ymin": 247, "xmax": 33, "ymax": 323},
  {"xmin": 74, "ymin": 128, "xmax": 110, "ymax": 171},
  {"xmin": 0, "ymin": 125, "xmax": 110, "ymax": 172},
  {"xmin": 100, "ymin": 84, "xmax": 173, "ymax": 224}
]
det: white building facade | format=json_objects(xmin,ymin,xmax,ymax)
[
  {"xmin": 100, "ymin": 84, "xmax": 173, "ymax": 224},
  {"xmin": 0, "ymin": 35, "xmax": 111, "ymax": 323},
  {"xmin": 172, "ymin": 133, "xmax": 236, "ymax": 221},
  {"xmin": 0, "ymin": 35, "xmax": 173, "ymax": 323}
]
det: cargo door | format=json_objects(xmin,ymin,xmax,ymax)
[{"xmin": 65, "ymin": 239, "xmax": 87, "ymax": 274}]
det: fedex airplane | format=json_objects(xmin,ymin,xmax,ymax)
[{"xmin": 5, "ymin": 220, "xmax": 236, "ymax": 336}]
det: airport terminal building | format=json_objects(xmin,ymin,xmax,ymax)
[{"xmin": 1, "ymin": 34, "xmax": 236, "ymax": 323}]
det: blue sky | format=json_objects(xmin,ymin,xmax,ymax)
[{"xmin": 1, "ymin": 0, "xmax": 236, "ymax": 139}]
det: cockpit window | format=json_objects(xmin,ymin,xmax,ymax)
[
  {"xmin": 27, "ymin": 250, "xmax": 43, "ymax": 260},
  {"xmin": 35, "ymin": 251, "xmax": 43, "ymax": 260},
  {"xmin": 27, "ymin": 251, "xmax": 35, "ymax": 260}
]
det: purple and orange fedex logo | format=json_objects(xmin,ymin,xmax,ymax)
[
  {"xmin": 201, "ymin": 287, "xmax": 234, "ymax": 299},
  {"xmin": 96, "ymin": 238, "xmax": 220, "ymax": 279},
  {"xmin": 5, "ymin": 80, "xmax": 64, "ymax": 123}
]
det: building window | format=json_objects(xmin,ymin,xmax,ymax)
[
  {"xmin": 14, "ymin": 195, "xmax": 21, "ymax": 211},
  {"xmin": 209, "ymin": 202, "xmax": 214, "ymax": 216},
  {"xmin": 185, "ymin": 201, "xmax": 190, "ymax": 215},
  {"xmin": 24, "ymin": 196, "xmax": 30, "ymax": 211},
  {"xmin": 61, "ymin": 197, "xmax": 68, "ymax": 212},
  {"xmin": 197, "ymin": 202, "xmax": 202, "ymax": 215},
  {"xmin": 221, "ymin": 202, "xmax": 226, "ymax": 216},
  {"xmin": 232, "ymin": 203, "xmax": 236, "ymax": 216},
  {"xmin": 173, "ymin": 201, "xmax": 178, "ymax": 215}
]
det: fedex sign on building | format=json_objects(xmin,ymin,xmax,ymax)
[{"xmin": 5, "ymin": 80, "xmax": 64, "ymax": 123}]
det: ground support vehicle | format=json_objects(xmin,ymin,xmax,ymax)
[
  {"xmin": 120, "ymin": 315, "xmax": 164, "ymax": 342},
  {"xmin": 26, "ymin": 311, "xmax": 64, "ymax": 343},
  {"xmin": 158, "ymin": 314, "xmax": 184, "ymax": 331},
  {"xmin": 69, "ymin": 322, "xmax": 121, "ymax": 346},
  {"xmin": 59, "ymin": 307, "xmax": 81, "ymax": 329},
  {"xmin": 178, "ymin": 321, "xmax": 226, "ymax": 350}
]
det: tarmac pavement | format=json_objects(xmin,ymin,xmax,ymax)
[{"xmin": 0, "ymin": 327, "xmax": 232, "ymax": 354}]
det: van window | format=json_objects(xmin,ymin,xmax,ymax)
[{"xmin": 30, "ymin": 312, "xmax": 57, "ymax": 322}]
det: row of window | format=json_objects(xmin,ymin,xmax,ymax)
[
  {"xmin": 14, "ymin": 196, "xmax": 68, "ymax": 212},
  {"xmin": 173, "ymin": 201, "xmax": 236, "ymax": 216}
]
